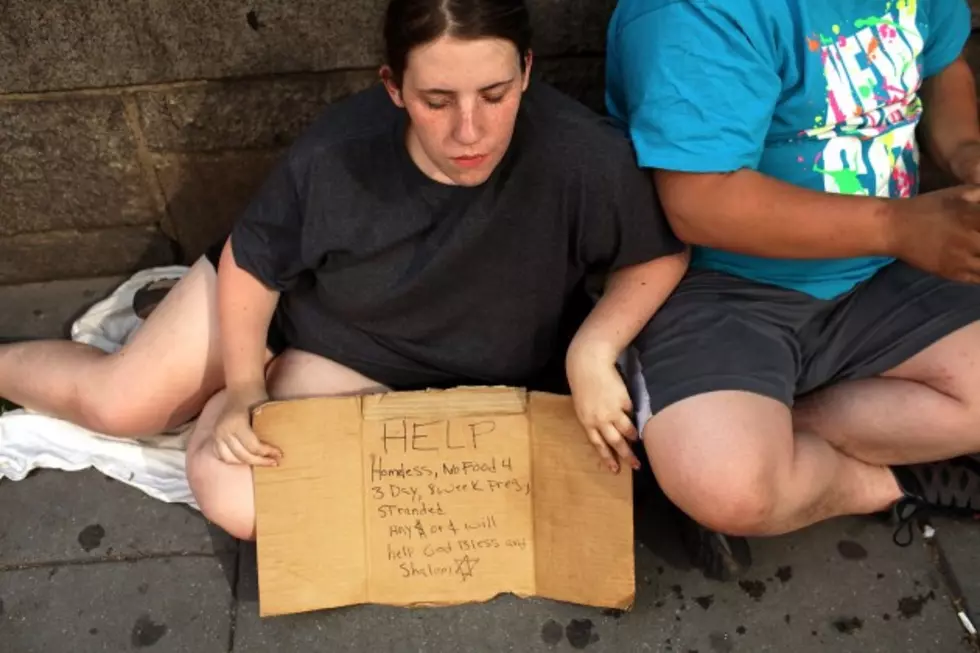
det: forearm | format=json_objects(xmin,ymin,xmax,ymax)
[
  {"xmin": 920, "ymin": 56, "xmax": 980, "ymax": 178},
  {"xmin": 217, "ymin": 238, "xmax": 280, "ymax": 396},
  {"xmin": 568, "ymin": 251, "xmax": 689, "ymax": 363},
  {"xmin": 654, "ymin": 169, "xmax": 900, "ymax": 259}
]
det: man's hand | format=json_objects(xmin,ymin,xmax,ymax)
[
  {"xmin": 567, "ymin": 346, "xmax": 641, "ymax": 474},
  {"xmin": 212, "ymin": 387, "xmax": 281, "ymax": 466},
  {"xmin": 890, "ymin": 184, "xmax": 980, "ymax": 283},
  {"xmin": 950, "ymin": 141, "xmax": 980, "ymax": 186}
]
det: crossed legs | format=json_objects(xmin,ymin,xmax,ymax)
[{"xmin": 644, "ymin": 321, "xmax": 980, "ymax": 537}]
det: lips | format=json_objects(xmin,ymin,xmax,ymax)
[{"xmin": 452, "ymin": 154, "xmax": 487, "ymax": 169}]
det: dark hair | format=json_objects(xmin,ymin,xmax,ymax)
[{"xmin": 384, "ymin": 0, "xmax": 532, "ymax": 85}]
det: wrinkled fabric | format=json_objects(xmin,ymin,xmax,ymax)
[{"xmin": 0, "ymin": 266, "xmax": 199, "ymax": 509}]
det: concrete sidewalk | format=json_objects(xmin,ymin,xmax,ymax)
[{"xmin": 1, "ymin": 277, "xmax": 979, "ymax": 653}]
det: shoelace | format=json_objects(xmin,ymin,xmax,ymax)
[{"xmin": 892, "ymin": 497, "xmax": 926, "ymax": 547}]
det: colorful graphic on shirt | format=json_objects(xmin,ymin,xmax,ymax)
[
  {"xmin": 804, "ymin": 1, "xmax": 924, "ymax": 199},
  {"xmin": 605, "ymin": 0, "xmax": 970, "ymax": 298}
]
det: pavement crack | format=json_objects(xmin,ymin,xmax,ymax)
[
  {"xmin": 0, "ymin": 550, "xmax": 220, "ymax": 572},
  {"xmin": 227, "ymin": 546, "xmax": 242, "ymax": 652},
  {"xmin": 923, "ymin": 526, "xmax": 980, "ymax": 652}
]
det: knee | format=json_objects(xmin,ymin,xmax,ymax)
[
  {"xmin": 665, "ymin": 470, "xmax": 778, "ymax": 536},
  {"xmin": 186, "ymin": 443, "xmax": 256, "ymax": 541},
  {"xmin": 700, "ymin": 480, "xmax": 777, "ymax": 537},
  {"xmin": 79, "ymin": 398, "xmax": 162, "ymax": 438},
  {"xmin": 647, "ymin": 441, "xmax": 779, "ymax": 537},
  {"xmin": 74, "ymin": 367, "xmax": 174, "ymax": 437}
]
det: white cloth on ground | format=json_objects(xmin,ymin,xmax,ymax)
[{"xmin": 0, "ymin": 266, "xmax": 200, "ymax": 509}]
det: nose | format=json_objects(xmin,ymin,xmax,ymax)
[{"xmin": 452, "ymin": 100, "xmax": 483, "ymax": 146}]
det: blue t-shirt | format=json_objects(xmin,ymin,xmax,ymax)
[{"xmin": 606, "ymin": 0, "xmax": 972, "ymax": 299}]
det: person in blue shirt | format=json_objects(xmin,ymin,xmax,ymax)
[{"xmin": 605, "ymin": 0, "xmax": 980, "ymax": 578}]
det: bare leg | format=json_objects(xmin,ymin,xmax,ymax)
[
  {"xmin": 643, "ymin": 391, "xmax": 902, "ymax": 537},
  {"xmin": 0, "ymin": 259, "xmax": 225, "ymax": 436},
  {"xmin": 795, "ymin": 321, "xmax": 980, "ymax": 465},
  {"xmin": 185, "ymin": 349, "xmax": 388, "ymax": 540}
]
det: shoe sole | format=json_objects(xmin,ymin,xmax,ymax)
[{"xmin": 132, "ymin": 278, "xmax": 180, "ymax": 320}]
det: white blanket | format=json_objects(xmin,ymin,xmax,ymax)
[{"xmin": 0, "ymin": 266, "xmax": 200, "ymax": 509}]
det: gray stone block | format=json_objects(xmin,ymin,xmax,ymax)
[
  {"xmin": 0, "ymin": 3, "xmax": 146, "ymax": 94},
  {"xmin": 0, "ymin": 0, "xmax": 387, "ymax": 94},
  {"xmin": 154, "ymin": 151, "xmax": 283, "ymax": 261},
  {"xmin": 0, "ymin": 0, "xmax": 615, "ymax": 94},
  {"xmin": 0, "ymin": 227, "xmax": 174, "ymax": 286},
  {"xmin": 0, "ymin": 469, "xmax": 236, "ymax": 567},
  {"xmin": 232, "ymin": 515, "xmax": 965, "ymax": 652},
  {"xmin": 0, "ymin": 96, "xmax": 160, "ymax": 236},
  {"xmin": 136, "ymin": 72, "xmax": 378, "ymax": 152},
  {"xmin": 0, "ymin": 557, "xmax": 233, "ymax": 653}
]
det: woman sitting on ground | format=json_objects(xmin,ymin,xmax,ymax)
[{"xmin": 0, "ymin": 0, "xmax": 687, "ymax": 539}]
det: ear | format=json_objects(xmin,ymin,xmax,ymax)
[
  {"xmin": 521, "ymin": 50, "xmax": 534, "ymax": 92},
  {"xmin": 379, "ymin": 65, "xmax": 405, "ymax": 108}
]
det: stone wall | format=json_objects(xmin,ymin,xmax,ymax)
[{"xmin": 0, "ymin": 1, "xmax": 978, "ymax": 284}]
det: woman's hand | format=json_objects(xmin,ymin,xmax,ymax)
[
  {"xmin": 211, "ymin": 386, "xmax": 281, "ymax": 466},
  {"xmin": 567, "ymin": 345, "xmax": 640, "ymax": 474},
  {"xmin": 564, "ymin": 253, "xmax": 686, "ymax": 472}
]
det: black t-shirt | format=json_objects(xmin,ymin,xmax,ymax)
[{"xmin": 229, "ymin": 81, "xmax": 682, "ymax": 390}]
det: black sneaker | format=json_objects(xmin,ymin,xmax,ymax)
[
  {"xmin": 891, "ymin": 456, "xmax": 980, "ymax": 546},
  {"xmin": 132, "ymin": 278, "xmax": 180, "ymax": 320},
  {"xmin": 675, "ymin": 512, "xmax": 753, "ymax": 582}
]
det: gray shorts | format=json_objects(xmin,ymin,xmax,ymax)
[{"xmin": 632, "ymin": 261, "xmax": 980, "ymax": 420}]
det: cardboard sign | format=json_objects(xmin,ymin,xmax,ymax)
[{"xmin": 251, "ymin": 386, "xmax": 635, "ymax": 617}]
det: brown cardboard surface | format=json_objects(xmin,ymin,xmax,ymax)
[{"xmin": 252, "ymin": 386, "xmax": 634, "ymax": 617}]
